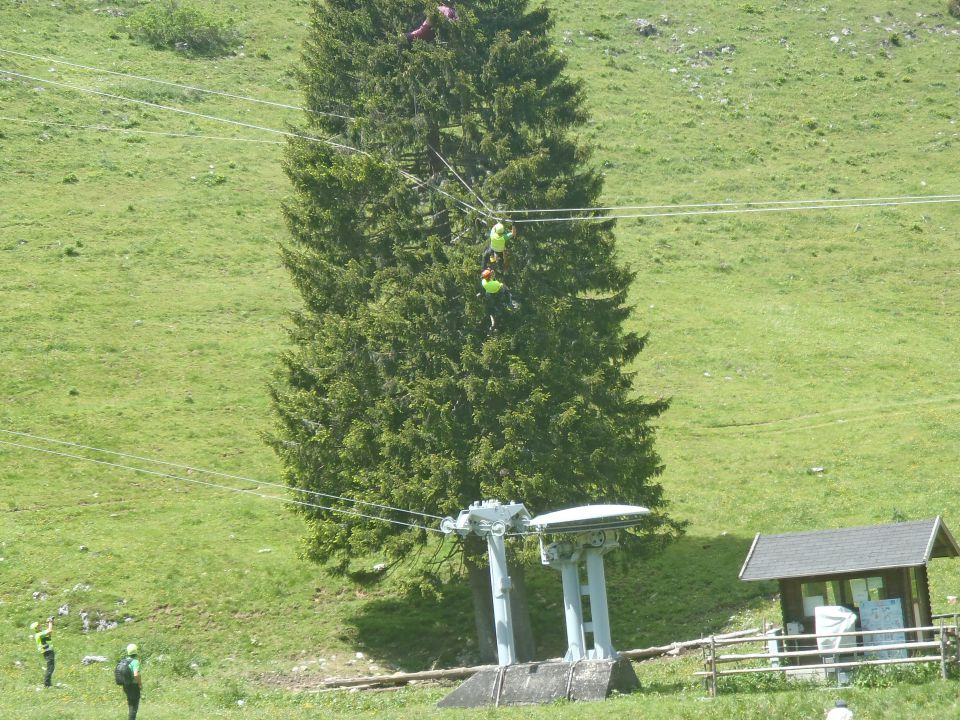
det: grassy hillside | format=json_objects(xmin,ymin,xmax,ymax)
[{"xmin": 2, "ymin": 0, "xmax": 960, "ymax": 717}]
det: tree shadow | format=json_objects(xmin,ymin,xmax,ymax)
[{"xmin": 345, "ymin": 532, "xmax": 778, "ymax": 671}]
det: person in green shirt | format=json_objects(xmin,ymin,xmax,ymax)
[
  {"xmin": 480, "ymin": 268, "xmax": 519, "ymax": 329},
  {"xmin": 488, "ymin": 222, "xmax": 513, "ymax": 253},
  {"xmin": 480, "ymin": 267, "xmax": 504, "ymax": 295},
  {"xmin": 482, "ymin": 223, "xmax": 515, "ymax": 275},
  {"xmin": 30, "ymin": 618, "xmax": 55, "ymax": 687},
  {"xmin": 120, "ymin": 643, "xmax": 143, "ymax": 720}
]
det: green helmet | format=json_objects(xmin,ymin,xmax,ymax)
[
  {"xmin": 492, "ymin": 222, "xmax": 505, "ymax": 235},
  {"xmin": 127, "ymin": 643, "xmax": 138, "ymax": 656},
  {"xmin": 30, "ymin": 622, "xmax": 39, "ymax": 632}
]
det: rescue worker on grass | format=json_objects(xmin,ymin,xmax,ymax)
[
  {"xmin": 120, "ymin": 643, "xmax": 143, "ymax": 720},
  {"xmin": 30, "ymin": 617, "xmax": 55, "ymax": 688}
]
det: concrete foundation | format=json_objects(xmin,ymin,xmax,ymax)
[{"xmin": 437, "ymin": 658, "xmax": 639, "ymax": 708}]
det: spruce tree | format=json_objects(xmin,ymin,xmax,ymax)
[{"xmin": 271, "ymin": 0, "xmax": 681, "ymax": 661}]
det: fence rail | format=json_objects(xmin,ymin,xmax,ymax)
[{"xmin": 695, "ymin": 623, "xmax": 958, "ymax": 696}]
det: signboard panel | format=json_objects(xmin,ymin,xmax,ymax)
[{"xmin": 859, "ymin": 598, "xmax": 907, "ymax": 660}]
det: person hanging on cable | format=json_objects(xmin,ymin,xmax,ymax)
[
  {"xmin": 406, "ymin": 2, "xmax": 459, "ymax": 42},
  {"xmin": 480, "ymin": 267, "xmax": 519, "ymax": 312},
  {"xmin": 482, "ymin": 222, "xmax": 515, "ymax": 275}
]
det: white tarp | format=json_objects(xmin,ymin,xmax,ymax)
[{"xmin": 814, "ymin": 605, "xmax": 858, "ymax": 653}]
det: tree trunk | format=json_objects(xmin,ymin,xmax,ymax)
[
  {"xmin": 465, "ymin": 548, "xmax": 536, "ymax": 664},
  {"xmin": 508, "ymin": 562, "xmax": 536, "ymax": 662},
  {"xmin": 466, "ymin": 553, "xmax": 497, "ymax": 664},
  {"xmin": 425, "ymin": 120, "xmax": 451, "ymax": 244}
]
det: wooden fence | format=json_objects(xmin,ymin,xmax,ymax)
[{"xmin": 695, "ymin": 623, "xmax": 959, "ymax": 696}]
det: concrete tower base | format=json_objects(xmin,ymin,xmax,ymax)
[{"xmin": 436, "ymin": 658, "xmax": 639, "ymax": 708}]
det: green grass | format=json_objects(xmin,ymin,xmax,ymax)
[{"xmin": 3, "ymin": 0, "xmax": 960, "ymax": 717}]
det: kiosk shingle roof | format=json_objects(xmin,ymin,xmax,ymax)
[{"xmin": 739, "ymin": 517, "xmax": 960, "ymax": 582}]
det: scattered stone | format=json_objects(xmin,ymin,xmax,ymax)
[
  {"xmin": 633, "ymin": 18, "xmax": 658, "ymax": 36},
  {"xmin": 79, "ymin": 610, "xmax": 90, "ymax": 633},
  {"xmin": 32, "ymin": 591, "xmax": 48, "ymax": 601},
  {"xmin": 96, "ymin": 617, "xmax": 118, "ymax": 632},
  {"xmin": 355, "ymin": 651, "xmax": 365, "ymax": 660},
  {"xmin": 81, "ymin": 656, "xmax": 108, "ymax": 665},
  {"xmin": 79, "ymin": 545, "xmax": 88, "ymax": 552},
  {"xmin": 58, "ymin": 605, "xmax": 69, "ymax": 616},
  {"xmin": 809, "ymin": 466, "xmax": 826, "ymax": 474},
  {"xmin": 257, "ymin": 548, "xmax": 272, "ymax": 553}
]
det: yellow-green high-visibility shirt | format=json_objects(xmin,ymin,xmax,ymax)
[
  {"xmin": 481, "ymin": 278, "xmax": 503, "ymax": 294},
  {"xmin": 34, "ymin": 630, "xmax": 52, "ymax": 653},
  {"xmin": 489, "ymin": 228, "xmax": 511, "ymax": 252}
]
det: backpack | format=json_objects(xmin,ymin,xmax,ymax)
[{"xmin": 114, "ymin": 657, "xmax": 132, "ymax": 686}]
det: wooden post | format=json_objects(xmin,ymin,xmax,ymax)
[
  {"xmin": 710, "ymin": 635, "xmax": 718, "ymax": 697},
  {"xmin": 940, "ymin": 618, "xmax": 948, "ymax": 679},
  {"xmin": 701, "ymin": 638, "xmax": 708, "ymax": 694},
  {"xmin": 954, "ymin": 615, "xmax": 960, "ymax": 666}
]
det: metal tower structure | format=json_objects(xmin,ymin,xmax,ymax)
[
  {"xmin": 440, "ymin": 500, "xmax": 532, "ymax": 666},
  {"xmin": 528, "ymin": 504, "xmax": 650, "ymax": 661}
]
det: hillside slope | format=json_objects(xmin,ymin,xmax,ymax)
[{"xmin": 2, "ymin": 0, "xmax": 960, "ymax": 717}]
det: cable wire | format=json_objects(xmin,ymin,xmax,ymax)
[
  {"xmin": 430, "ymin": 145, "xmax": 494, "ymax": 215},
  {"xmin": 0, "ymin": 47, "xmax": 353, "ymax": 119},
  {"xmin": 0, "ymin": 429, "xmax": 442, "ymax": 520},
  {"xmin": 499, "ymin": 193, "xmax": 960, "ymax": 216},
  {"xmin": 1, "ymin": 69, "xmax": 490, "ymax": 220},
  {"xmin": 0, "ymin": 438, "xmax": 444, "ymax": 533},
  {"xmin": 0, "ymin": 115, "xmax": 284, "ymax": 144},
  {"xmin": 508, "ymin": 196, "xmax": 960, "ymax": 224},
  {"xmin": 2, "ymin": 69, "xmax": 344, "ymax": 143}
]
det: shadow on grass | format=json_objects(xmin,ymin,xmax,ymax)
[
  {"xmin": 608, "ymin": 531, "xmax": 779, "ymax": 649},
  {"xmin": 345, "ymin": 532, "xmax": 778, "ymax": 672}
]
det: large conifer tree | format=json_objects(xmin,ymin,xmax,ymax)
[{"xmin": 271, "ymin": 0, "xmax": 680, "ymax": 660}]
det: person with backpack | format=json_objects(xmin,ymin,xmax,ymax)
[
  {"xmin": 116, "ymin": 644, "xmax": 143, "ymax": 720},
  {"xmin": 30, "ymin": 617, "xmax": 55, "ymax": 687}
]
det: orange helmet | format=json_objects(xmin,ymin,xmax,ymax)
[{"xmin": 481, "ymin": 268, "xmax": 494, "ymax": 280}]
